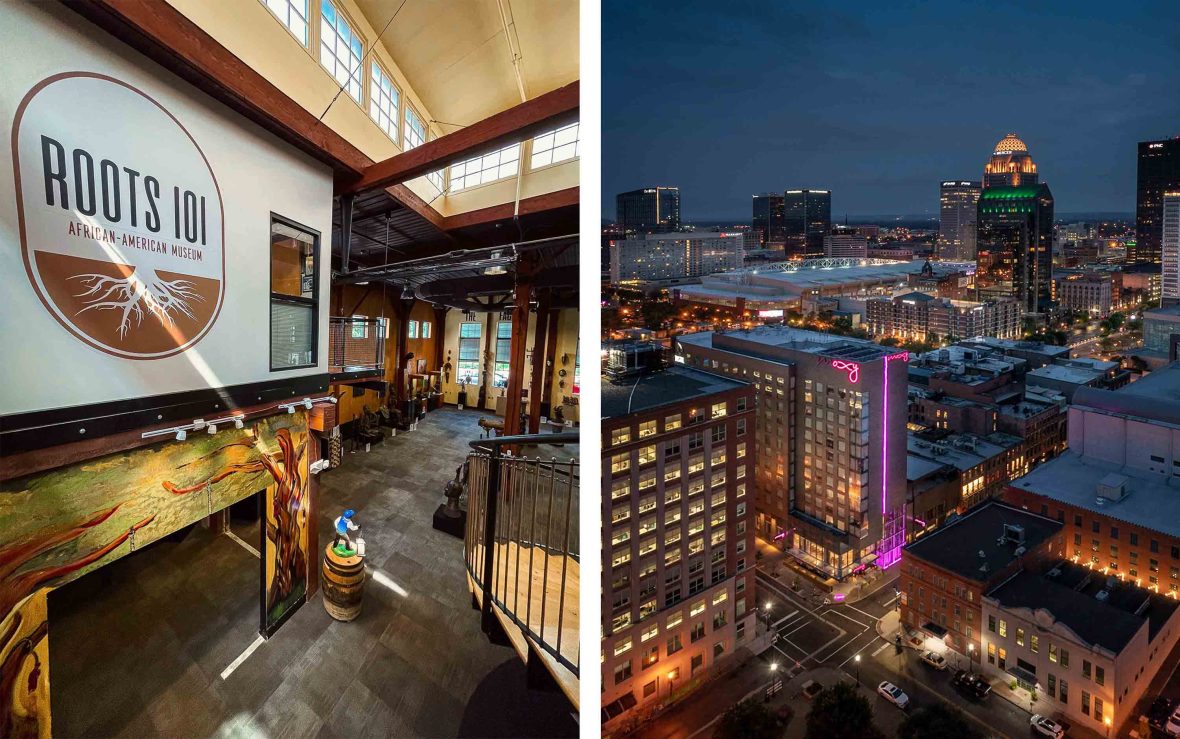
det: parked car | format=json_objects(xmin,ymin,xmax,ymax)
[
  {"xmin": 1166, "ymin": 706, "xmax": 1180, "ymax": 736},
  {"xmin": 1147, "ymin": 697, "xmax": 1174, "ymax": 730},
  {"xmin": 919, "ymin": 650, "xmax": 947, "ymax": 670},
  {"xmin": 877, "ymin": 681, "xmax": 909, "ymax": 709},
  {"xmin": 1030, "ymin": 714, "xmax": 1064, "ymax": 738},
  {"xmin": 951, "ymin": 670, "xmax": 991, "ymax": 700}
]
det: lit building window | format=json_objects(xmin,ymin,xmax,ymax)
[
  {"xmin": 530, "ymin": 122, "xmax": 579, "ymax": 168},
  {"xmin": 456, "ymin": 321, "xmax": 481, "ymax": 385},
  {"xmin": 368, "ymin": 62, "xmax": 400, "ymax": 142},
  {"xmin": 493, "ymin": 320, "xmax": 512, "ymax": 388},
  {"xmin": 450, "ymin": 143, "xmax": 521, "ymax": 192},
  {"xmin": 261, "ymin": 0, "xmax": 309, "ymax": 45},
  {"xmin": 319, "ymin": 0, "xmax": 364, "ymax": 103}
]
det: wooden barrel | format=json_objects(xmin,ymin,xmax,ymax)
[{"xmin": 322, "ymin": 544, "xmax": 365, "ymax": 621}]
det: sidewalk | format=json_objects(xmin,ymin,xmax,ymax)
[{"xmin": 755, "ymin": 537, "xmax": 897, "ymax": 606}]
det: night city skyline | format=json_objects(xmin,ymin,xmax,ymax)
[{"xmin": 603, "ymin": 0, "xmax": 1180, "ymax": 221}]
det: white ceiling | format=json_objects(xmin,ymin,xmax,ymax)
[{"xmin": 351, "ymin": 0, "xmax": 579, "ymax": 132}]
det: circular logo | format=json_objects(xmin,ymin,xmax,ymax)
[{"xmin": 12, "ymin": 72, "xmax": 224, "ymax": 359}]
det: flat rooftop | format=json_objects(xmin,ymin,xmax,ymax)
[
  {"xmin": 908, "ymin": 432, "xmax": 1022, "ymax": 471},
  {"xmin": 960, "ymin": 337, "xmax": 1071, "ymax": 358},
  {"xmin": 679, "ymin": 325, "xmax": 896, "ymax": 363},
  {"xmin": 1027, "ymin": 364, "xmax": 1103, "ymax": 385},
  {"xmin": 988, "ymin": 562, "xmax": 1179, "ymax": 651},
  {"xmin": 602, "ymin": 366, "xmax": 746, "ymax": 419},
  {"xmin": 903, "ymin": 501, "xmax": 1061, "ymax": 582},
  {"xmin": 1011, "ymin": 452, "xmax": 1180, "ymax": 539}
]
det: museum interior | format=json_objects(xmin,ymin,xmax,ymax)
[{"xmin": 0, "ymin": 1, "xmax": 580, "ymax": 737}]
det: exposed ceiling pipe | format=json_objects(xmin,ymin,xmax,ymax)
[{"xmin": 496, "ymin": 0, "xmax": 528, "ymax": 105}]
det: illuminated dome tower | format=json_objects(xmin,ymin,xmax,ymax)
[{"xmin": 984, "ymin": 133, "xmax": 1039, "ymax": 188}]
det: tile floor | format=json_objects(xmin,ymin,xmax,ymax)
[{"xmin": 49, "ymin": 407, "xmax": 579, "ymax": 738}]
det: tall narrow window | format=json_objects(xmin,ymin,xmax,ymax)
[
  {"xmin": 493, "ymin": 320, "xmax": 512, "ymax": 388},
  {"xmin": 319, "ymin": 0, "xmax": 363, "ymax": 103},
  {"xmin": 368, "ymin": 62, "xmax": 399, "ymax": 142},
  {"xmin": 530, "ymin": 122, "xmax": 580, "ymax": 168},
  {"xmin": 408, "ymin": 320, "xmax": 419, "ymax": 339},
  {"xmin": 457, "ymin": 322, "xmax": 481, "ymax": 385},
  {"xmin": 421, "ymin": 321, "xmax": 432, "ymax": 339},
  {"xmin": 261, "ymin": 0, "xmax": 309, "ymax": 45},
  {"xmin": 404, "ymin": 106, "xmax": 426, "ymax": 150},
  {"xmin": 270, "ymin": 216, "xmax": 318, "ymax": 370},
  {"xmin": 449, "ymin": 143, "xmax": 521, "ymax": 192}
]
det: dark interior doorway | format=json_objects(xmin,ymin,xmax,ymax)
[{"xmin": 48, "ymin": 492, "xmax": 264, "ymax": 738}]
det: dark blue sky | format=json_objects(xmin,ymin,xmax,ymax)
[{"xmin": 603, "ymin": 0, "xmax": 1180, "ymax": 221}]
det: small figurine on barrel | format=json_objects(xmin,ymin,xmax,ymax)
[{"xmin": 333, "ymin": 509, "xmax": 364, "ymax": 557}]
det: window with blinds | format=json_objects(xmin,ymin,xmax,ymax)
[
  {"xmin": 457, "ymin": 322, "xmax": 481, "ymax": 385},
  {"xmin": 493, "ymin": 320, "xmax": 512, "ymax": 388},
  {"xmin": 271, "ymin": 216, "xmax": 318, "ymax": 370}
]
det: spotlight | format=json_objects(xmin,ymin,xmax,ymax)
[
  {"xmin": 287, "ymin": 406, "xmax": 296, "ymax": 414},
  {"xmin": 303, "ymin": 398, "xmax": 313, "ymax": 410},
  {"xmin": 234, "ymin": 418, "xmax": 245, "ymax": 430},
  {"xmin": 176, "ymin": 429, "xmax": 187, "ymax": 441},
  {"xmin": 329, "ymin": 396, "xmax": 338, "ymax": 404},
  {"xmin": 207, "ymin": 424, "xmax": 218, "ymax": 435}
]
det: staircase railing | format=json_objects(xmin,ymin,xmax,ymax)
[{"xmin": 465, "ymin": 432, "xmax": 579, "ymax": 675}]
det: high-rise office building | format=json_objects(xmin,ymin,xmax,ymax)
[
  {"xmin": 1134, "ymin": 138, "xmax": 1180, "ymax": 265},
  {"xmin": 938, "ymin": 180, "xmax": 981, "ymax": 260},
  {"xmin": 601, "ymin": 358, "xmax": 757, "ymax": 731},
  {"xmin": 976, "ymin": 184, "xmax": 1055, "ymax": 315},
  {"xmin": 609, "ymin": 232, "xmax": 746, "ymax": 284},
  {"xmin": 677, "ymin": 326, "xmax": 909, "ymax": 580},
  {"xmin": 823, "ymin": 232, "xmax": 868, "ymax": 259},
  {"xmin": 983, "ymin": 133, "xmax": 1038, "ymax": 188},
  {"xmin": 617, "ymin": 187, "xmax": 681, "ymax": 234},
  {"xmin": 752, "ymin": 193, "xmax": 785, "ymax": 248},
  {"xmin": 1163, "ymin": 192, "xmax": 1180, "ymax": 306},
  {"xmin": 783, "ymin": 189, "xmax": 831, "ymax": 258}
]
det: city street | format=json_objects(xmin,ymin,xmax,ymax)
[{"xmin": 755, "ymin": 569, "xmax": 1036, "ymax": 739}]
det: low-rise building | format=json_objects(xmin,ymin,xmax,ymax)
[
  {"xmin": 899, "ymin": 501, "xmax": 1061, "ymax": 663},
  {"xmin": 1025, "ymin": 357, "xmax": 1128, "ymax": 402},
  {"xmin": 865, "ymin": 292, "xmax": 1020, "ymax": 343},
  {"xmin": 601, "ymin": 361, "xmax": 757, "ymax": 731},
  {"xmin": 907, "ymin": 430, "xmax": 1027, "ymax": 512},
  {"xmin": 1055, "ymin": 271, "xmax": 1114, "ymax": 317},
  {"xmin": 981, "ymin": 562, "xmax": 1180, "ymax": 734},
  {"xmin": 824, "ymin": 232, "xmax": 869, "ymax": 259},
  {"xmin": 610, "ymin": 232, "xmax": 747, "ymax": 285}
]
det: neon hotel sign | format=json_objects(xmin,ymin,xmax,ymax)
[{"xmin": 819, "ymin": 352, "xmax": 909, "ymax": 385}]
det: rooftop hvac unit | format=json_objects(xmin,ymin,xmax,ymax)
[
  {"xmin": 1095, "ymin": 589, "xmax": 1110, "ymax": 602},
  {"xmin": 1002, "ymin": 523, "xmax": 1026, "ymax": 546},
  {"xmin": 1096, "ymin": 473, "xmax": 1130, "ymax": 502}
]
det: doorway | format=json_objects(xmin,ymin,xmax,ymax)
[{"xmin": 48, "ymin": 492, "xmax": 264, "ymax": 737}]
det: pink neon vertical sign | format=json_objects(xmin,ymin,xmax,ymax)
[{"xmin": 878, "ymin": 351, "xmax": 909, "ymax": 569}]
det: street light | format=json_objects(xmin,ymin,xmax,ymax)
[
  {"xmin": 854, "ymin": 654, "xmax": 861, "ymax": 686},
  {"xmin": 967, "ymin": 643, "xmax": 975, "ymax": 674},
  {"xmin": 1105, "ymin": 716, "xmax": 1112, "ymax": 737}
]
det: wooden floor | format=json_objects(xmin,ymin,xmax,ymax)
[{"xmin": 469, "ymin": 540, "xmax": 580, "ymax": 707}]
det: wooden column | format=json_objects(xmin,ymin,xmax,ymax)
[
  {"xmin": 540, "ymin": 307, "xmax": 561, "ymax": 416},
  {"xmin": 479, "ymin": 312, "xmax": 496, "ymax": 409},
  {"xmin": 433, "ymin": 305, "xmax": 448, "ymax": 370},
  {"xmin": 527, "ymin": 290, "xmax": 552, "ymax": 434},
  {"xmin": 502, "ymin": 257, "xmax": 538, "ymax": 437},
  {"xmin": 392, "ymin": 290, "xmax": 411, "ymax": 406}
]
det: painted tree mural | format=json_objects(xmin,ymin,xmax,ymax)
[{"xmin": 0, "ymin": 412, "xmax": 313, "ymax": 738}]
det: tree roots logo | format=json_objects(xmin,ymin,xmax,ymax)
[{"xmin": 12, "ymin": 73, "xmax": 224, "ymax": 359}]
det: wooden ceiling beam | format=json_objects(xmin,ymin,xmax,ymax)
[
  {"xmin": 341, "ymin": 82, "xmax": 579, "ymax": 195},
  {"xmin": 441, "ymin": 186, "xmax": 579, "ymax": 231}
]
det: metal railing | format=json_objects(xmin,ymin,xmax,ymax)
[
  {"xmin": 328, "ymin": 316, "xmax": 386, "ymax": 374},
  {"xmin": 465, "ymin": 432, "xmax": 579, "ymax": 675}
]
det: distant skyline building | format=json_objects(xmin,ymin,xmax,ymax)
[
  {"xmin": 865, "ymin": 292, "xmax": 1021, "ymax": 343},
  {"xmin": 677, "ymin": 326, "xmax": 909, "ymax": 580},
  {"xmin": 751, "ymin": 193, "xmax": 785, "ymax": 248},
  {"xmin": 1135, "ymin": 138, "xmax": 1180, "ymax": 265},
  {"xmin": 983, "ymin": 133, "xmax": 1039, "ymax": 189},
  {"xmin": 1163, "ymin": 192, "xmax": 1180, "ymax": 305},
  {"xmin": 823, "ymin": 231, "xmax": 868, "ymax": 259},
  {"xmin": 938, "ymin": 180, "xmax": 981, "ymax": 261},
  {"xmin": 617, "ymin": 187, "xmax": 681, "ymax": 234},
  {"xmin": 609, "ymin": 232, "xmax": 745, "ymax": 284},
  {"xmin": 784, "ymin": 189, "xmax": 831, "ymax": 259},
  {"xmin": 976, "ymin": 184, "xmax": 1055, "ymax": 315}
]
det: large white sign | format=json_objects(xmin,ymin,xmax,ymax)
[
  {"xmin": 13, "ymin": 72, "xmax": 225, "ymax": 359},
  {"xmin": 0, "ymin": 1, "xmax": 333, "ymax": 418}
]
